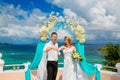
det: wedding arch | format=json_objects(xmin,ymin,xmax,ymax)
[{"xmin": 25, "ymin": 12, "xmax": 100, "ymax": 80}]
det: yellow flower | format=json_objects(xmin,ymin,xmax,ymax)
[
  {"xmin": 81, "ymin": 34, "xmax": 85, "ymax": 39},
  {"xmin": 75, "ymin": 26, "xmax": 85, "ymax": 34},
  {"xmin": 39, "ymin": 14, "xmax": 86, "ymax": 43},
  {"xmin": 77, "ymin": 34, "xmax": 85, "ymax": 39},
  {"xmin": 64, "ymin": 25, "xmax": 67, "ymax": 28},
  {"xmin": 75, "ymin": 33, "xmax": 85, "ymax": 43},
  {"xmin": 66, "ymin": 18, "xmax": 70, "ymax": 23},
  {"xmin": 48, "ymin": 16, "xmax": 57, "ymax": 23},
  {"xmin": 42, "ymin": 27, "xmax": 50, "ymax": 34},
  {"xmin": 39, "ymin": 31, "xmax": 44, "ymax": 37},
  {"xmin": 40, "ymin": 36, "xmax": 47, "ymax": 41},
  {"xmin": 39, "ymin": 26, "xmax": 51, "ymax": 39},
  {"xmin": 40, "ymin": 26, "xmax": 46, "ymax": 30},
  {"xmin": 71, "ymin": 27, "xmax": 75, "ymax": 31},
  {"xmin": 79, "ymin": 38, "xmax": 86, "ymax": 43},
  {"xmin": 47, "ymin": 23, "xmax": 52, "ymax": 27},
  {"xmin": 71, "ymin": 52, "xmax": 83, "ymax": 62},
  {"xmin": 75, "ymin": 32, "xmax": 79, "ymax": 36}
]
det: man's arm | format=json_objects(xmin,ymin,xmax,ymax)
[
  {"xmin": 44, "ymin": 44, "xmax": 58, "ymax": 53},
  {"xmin": 45, "ymin": 47, "xmax": 53, "ymax": 52}
]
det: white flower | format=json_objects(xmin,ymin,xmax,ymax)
[
  {"xmin": 66, "ymin": 18, "xmax": 70, "ymax": 23},
  {"xmin": 48, "ymin": 16, "xmax": 56, "ymax": 23},
  {"xmin": 40, "ymin": 27, "xmax": 49, "ymax": 34},
  {"xmin": 71, "ymin": 27, "xmax": 75, "ymax": 31},
  {"xmin": 40, "ymin": 25, "xmax": 46, "ymax": 30},
  {"xmin": 39, "ymin": 13, "xmax": 58, "ymax": 41},
  {"xmin": 75, "ymin": 26, "xmax": 85, "ymax": 34},
  {"xmin": 75, "ymin": 32, "xmax": 79, "ymax": 36},
  {"xmin": 40, "ymin": 36, "xmax": 48, "ymax": 41},
  {"xmin": 77, "ymin": 34, "xmax": 85, "ymax": 39},
  {"xmin": 39, "ymin": 13, "xmax": 86, "ymax": 43},
  {"xmin": 64, "ymin": 25, "xmax": 67, "ymax": 28},
  {"xmin": 75, "ymin": 30, "xmax": 85, "ymax": 43},
  {"xmin": 81, "ymin": 34, "xmax": 85, "ymax": 39},
  {"xmin": 79, "ymin": 38, "xmax": 86, "ymax": 43}
]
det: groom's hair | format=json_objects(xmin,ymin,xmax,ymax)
[{"xmin": 51, "ymin": 32, "xmax": 57, "ymax": 36}]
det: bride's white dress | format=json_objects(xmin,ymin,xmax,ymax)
[{"xmin": 62, "ymin": 48, "xmax": 89, "ymax": 80}]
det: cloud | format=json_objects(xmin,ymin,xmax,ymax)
[
  {"xmin": 0, "ymin": 3, "xmax": 77, "ymax": 43},
  {"xmin": 49, "ymin": 0, "xmax": 119, "ymax": 29},
  {"xmin": 47, "ymin": 0, "xmax": 120, "ymax": 42},
  {"xmin": 57, "ymin": 29, "xmax": 72, "ymax": 39},
  {"xmin": 85, "ymin": 30, "xmax": 120, "ymax": 43},
  {"xmin": 1, "ymin": 1, "xmax": 120, "ymax": 44},
  {"xmin": 88, "ymin": 1, "xmax": 117, "ymax": 30},
  {"xmin": 63, "ymin": 8, "xmax": 77, "ymax": 18},
  {"xmin": 0, "ymin": 3, "xmax": 46, "ymax": 42}
]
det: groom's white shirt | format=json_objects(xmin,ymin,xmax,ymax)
[{"xmin": 43, "ymin": 41, "xmax": 60, "ymax": 61}]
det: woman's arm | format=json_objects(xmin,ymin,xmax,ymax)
[
  {"xmin": 58, "ymin": 46, "xmax": 65, "ymax": 58},
  {"xmin": 72, "ymin": 46, "xmax": 76, "ymax": 53},
  {"xmin": 58, "ymin": 46, "xmax": 65, "ymax": 51}
]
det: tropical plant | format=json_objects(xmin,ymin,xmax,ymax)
[{"xmin": 99, "ymin": 43, "xmax": 120, "ymax": 66}]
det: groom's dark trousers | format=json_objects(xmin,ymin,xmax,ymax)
[{"xmin": 47, "ymin": 61, "xmax": 58, "ymax": 80}]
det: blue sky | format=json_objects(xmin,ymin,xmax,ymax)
[
  {"xmin": 0, "ymin": 0, "xmax": 120, "ymax": 44},
  {"xmin": 2, "ymin": 0, "xmax": 63, "ymax": 14}
]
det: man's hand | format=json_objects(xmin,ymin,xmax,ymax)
[
  {"xmin": 45, "ymin": 46, "xmax": 58, "ymax": 52},
  {"xmin": 52, "ymin": 46, "xmax": 58, "ymax": 51}
]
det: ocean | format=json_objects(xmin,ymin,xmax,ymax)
[{"xmin": 0, "ymin": 43, "xmax": 107, "ymax": 67}]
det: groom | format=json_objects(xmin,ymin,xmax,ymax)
[{"xmin": 44, "ymin": 32, "xmax": 59, "ymax": 80}]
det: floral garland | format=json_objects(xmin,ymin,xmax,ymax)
[
  {"xmin": 39, "ymin": 12, "xmax": 86, "ymax": 43},
  {"xmin": 39, "ymin": 12, "xmax": 57, "ymax": 41},
  {"xmin": 64, "ymin": 17, "xmax": 85, "ymax": 43}
]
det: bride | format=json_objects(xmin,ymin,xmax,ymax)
[{"xmin": 59, "ymin": 36, "xmax": 89, "ymax": 80}]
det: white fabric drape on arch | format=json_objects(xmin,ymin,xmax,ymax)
[{"xmin": 36, "ymin": 52, "xmax": 47, "ymax": 80}]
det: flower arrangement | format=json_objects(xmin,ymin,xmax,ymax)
[
  {"xmin": 64, "ymin": 17, "xmax": 86, "ymax": 43},
  {"xmin": 71, "ymin": 52, "xmax": 83, "ymax": 62},
  {"xmin": 39, "ymin": 12, "xmax": 86, "ymax": 43},
  {"xmin": 39, "ymin": 12, "xmax": 57, "ymax": 41}
]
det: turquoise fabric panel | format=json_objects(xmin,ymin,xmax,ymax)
[
  {"xmin": 25, "ymin": 40, "xmax": 45, "ymax": 80},
  {"xmin": 76, "ymin": 42, "xmax": 100, "ymax": 80}
]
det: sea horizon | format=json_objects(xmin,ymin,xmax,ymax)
[{"xmin": 0, "ymin": 42, "xmax": 108, "ymax": 68}]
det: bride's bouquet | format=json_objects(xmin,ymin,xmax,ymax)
[{"xmin": 71, "ymin": 52, "xmax": 83, "ymax": 62}]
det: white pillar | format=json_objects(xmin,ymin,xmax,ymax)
[
  {"xmin": 0, "ymin": 53, "xmax": 5, "ymax": 72},
  {"xmin": 115, "ymin": 63, "xmax": 120, "ymax": 74}
]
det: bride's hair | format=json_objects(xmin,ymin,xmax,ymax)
[{"xmin": 64, "ymin": 36, "xmax": 72, "ymax": 46}]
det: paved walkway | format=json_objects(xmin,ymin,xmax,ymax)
[{"xmin": 0, "ymin": 69, "xmax": 120, "ymax": 80}]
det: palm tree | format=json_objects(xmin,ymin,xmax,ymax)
[{"xmin": 99, "ymin": 43, "xmax": 120, "ymax": 66}]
